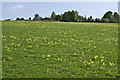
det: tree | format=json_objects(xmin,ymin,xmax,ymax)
[
  {"xmin": 113, "ymin": 12, "xmax": 119, "ymax": 23},
  {"xmin": 42, "ymin": 17, "xmax": 51, "ymax": 21},
  {"xmin": 55, "ymin": 14, "xmax": 62, "ymax": 21},
  {"xmin": 62, "ymin": 10, "xmax": 79, "ymax": 22},
  {"xmin": 16, "ymin": 18, "xmax": 20, "ymax": 21},
  {"xmin": 90, "ymin": 16, "xmax": 92, "ymax": 19},
  {"xmin": 35, "ymin": 14, "xmax": 39, "ymax": 18},
  {"xmin": 95, "ymin": 18, "xmax": 98, "ymax": 22},
  {"xmin": 16, "ymin": 17, "xmax": 24, "ymax": 21},
  {"xmin": 77, "ymin": 15, "xmax": 86, "ymax": 22},
  {"xmin": 71, "ymin": 10, "xmax": 78, "ymax": 22},
  {"xmin": 97, "ymin": 18, "xmax": 101, "ymax": 22},
  {"xmin": 62, "ymin": 12, "xmax": 69, "ymax": 22},
  {"xmin": 33, "ymin": 14, "xmax": 42, "ymax": 21},
  {"xmin": 84, "ymin": 15, "xmax": 87, "ymax": 21},
  {"xmin": 95, "ymin": 18, "xmax": 101, "ymax": 22},
  {"xmin": 78, "ymin": 16, "xmax": 83, "ymax": 22},
  {"xmin": 21, "ymin": 18, "xmax": 24, "ymax": 20},
  {"xmin": 87, "ymin": 16, "xmax": 94, "ymax": 22},
  {"xmin": 90, "ymin": 16, "xmax": 94, "ymax": 22},
  {"xmin": 29, "ymin": 17, "xmax": 31, "ymax": 20},
  {"xmin": 87, "ymin": 17, "xmax": 91, "ymax": 22},
  {"xmin": 102, "ymin": 11, "xmax": 113, "ymax": 19},
  {"xmin": 51, "ymin": 11, "xmax": 56, "ymax": 20}
]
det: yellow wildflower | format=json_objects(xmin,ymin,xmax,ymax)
[
  {"xmin": 42, "ymin": 55, "xmax": 45, "ymax": 58},
  {"xmin": 74, "ymin": 53, "xmax": 77, "ymax": 56},
  {"xmin": 94, "ymin": 55, "xmax": 98, "ymax": 59},
  {"xmin": 101, "ymin": 59, "xmax": 103, "ymax": 62},
  {"xmin": 28, "ymin": 46, "xmax": 32, "ymax": 48},
  {"xmin": 47, "ymin": 54, "xmax": 51, "ymax": 58}
]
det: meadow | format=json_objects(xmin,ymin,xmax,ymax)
[{"xmin": 2, "ymin": 21, "xmax": 118, "ymax": 78}]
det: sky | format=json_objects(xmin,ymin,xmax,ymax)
[
  {"xmin": 2, "ymin": 2, "xmax": 118, "ymax": 20},
  {"xmin": 1, "ymin": 0, "xmax": 119, "ymax": 2}
]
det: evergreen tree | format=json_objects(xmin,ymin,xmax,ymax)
[{"xmin": 113, "ymin": 12, "xmax": 119, "ymax": 23}]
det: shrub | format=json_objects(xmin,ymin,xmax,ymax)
[{"xmin": 102, "ymin": 18, "xmax": 108, "ymax": 23}]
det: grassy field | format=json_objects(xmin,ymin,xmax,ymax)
[{"xmin": 2, "ymin": 21, "xmax": 118, "ymax": 78}]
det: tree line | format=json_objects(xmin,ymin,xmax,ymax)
[{"xmin": 15, "ymin": 10, "xmax": 120, "ymax": 23}]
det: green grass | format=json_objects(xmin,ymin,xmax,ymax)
[{"xmin": 2, "ymin": 21, "xmax": 118, "ymax": 78}]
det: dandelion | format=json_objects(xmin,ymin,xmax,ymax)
[
  {"xmin": 3, "ymin": 60, "xmax": 5, "ymax": 62},
  {"xmin": 115, "ymin": 43, "xmax": 118, "ymax": 46},
  {"xmin": 74, "ymin": 53, "xmax": 77, "ymax": 56},
  {"xmin": 94, "ymin": 46, "xmax": 96, "ymax": 49},
  {"xmin": 48, "ymin": 41, "xmax": 53, "ymax": 45},
  {"xmin": 18, "ymin": 44, "xmax": 20, "ymax": 47},
  {"xmin": 24, "ymin": 48, "xmax": 26, "ymax": 52},
  {"xmin": 4, "ymin": 39, "xmax": 7, "ymax": 41},
  {"xmin": 89, "ymin": 44, "xmax": 91, "ymax": 46},
  {"xmin": 7, "ymin": 48, "xmax": 10, "ymax": 52},
  {"xmin": 109, "ymin": 62, "xmax": 114, "ymax": 66},
  {"xmin": 2, "ymin": 36, "xmax": 5, "ymax": 38},
  {"xmin": 55, "ymin": 42, "xmax": 57, "ymax": 45},
  {"xmin": 8, "ymin": 56, "xmax": 12, "ymax": 60},
  {"xmin": 33, "ymin": 39, "xmax": 36, "ymax": 42},
  {"xmin": 42, "ymin": 55, "xmax": 45, "ymax": 58},
  {"xmin": 28, "ymin": 38, "xmax": 32, "ymax": 41},
  {"xmin": 80, "ymin": 39, "xmax": 83, "ymax": 42},
  {"xmin": 12, "ymin": 43, "xmax": 14, "ymax": 45},
  {"xmin": 88, "ymin": 62, "xmax": 91, "ymax": 64},
  {"xmin": 90, "ymin": 59, "xmax": 94, "ymax": 64},
  {"xmin": 9, "ymin": 36, "xmax": 14, "ymax": 38},
  {"xmin": 47, "ymin": 54, "xmax": 51, "ymax": 58},
  {"xmin": 46, "ymin": 58, "xmax": 49, "ymax": 60},
  {"xmin": 28, "ymin": 45, "xmax": 32, "ymax": 48},
  {"xmin": 82, "ymin": 52, "xmax": 84, "ymax": 54},
  {"xmin": 9, "ymin": 36, "xmax": 16, "ymax": 39},
  {"xmin": 13, "ymin": 36, "xmax": 17, "ymax": 39},
  {"xmin": 71, "ymin": 38, "xmax": 74, "ymax": 41},
  {"xmin": 94, "ymin": 55, "xmax": 98, "ymax": 59},
  {"xmin": 74, "ymin": 35, "xmax": 76, "ymax": 37},
  {"xmin": 62, "ymin": 42, "xmax": 65, "ymax": 45},
  {"xmin": 107, "ymin": 71, "xmax": 111, "ymax": 74},
  {"xmin": 101, "ymin": 59, "xmax": 104, "ymax": 62},
  {"xmin": 103, "ymin": 51, "xmax": 107, "ymax": 53},
  {"xmin": 102, "ymin": 62, "xmax": 106, "ymax": 66},
  {"xmin": 101, "ymin": 56, "xmax": 104, "ymax": 59},
  {"xmin": 58, "ymin": 40, "xmax": 61, "ymax": 42},
  {"xmin": 58, "ymin": 58, "xmax": 62, "ymax": 61}
]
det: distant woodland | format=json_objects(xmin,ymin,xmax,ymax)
[{"xmin": 7, "ymin": 10, "xmax": 120, "ymax": 23}]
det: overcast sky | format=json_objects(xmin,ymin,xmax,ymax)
[
  {"xmin": 1, "ymin": 0, "xmax": 120, "ymax": 2},
  {"xmin": 2, "ymin": 1, "xmax": 119, "ymax": 20}
]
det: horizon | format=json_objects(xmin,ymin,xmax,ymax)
[{"xmin": 2, "ymin": 2, "xmax": 118, "ymax": 20}]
